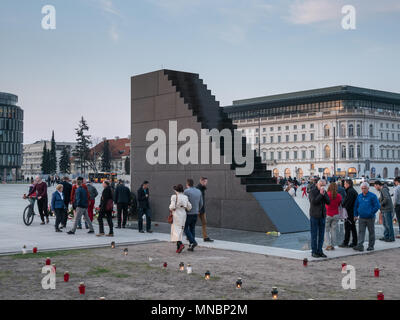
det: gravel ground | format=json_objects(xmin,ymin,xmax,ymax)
[{"xmin": 0, "ymin": 241, "xmax": 399, "ymax": 300}]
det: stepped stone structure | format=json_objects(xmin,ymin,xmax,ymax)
[{"xmin": 131, "ymin": 70, "xmax": 309, "ymax": 233}]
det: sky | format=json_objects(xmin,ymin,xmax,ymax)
[{"xmin": 0, "ymin": 0, "xmax": 399, "ymax": 144}]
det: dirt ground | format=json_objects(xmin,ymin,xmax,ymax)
[{"xmin": 0, "ymin": 241, "xmax": 399, "ymax": 300}]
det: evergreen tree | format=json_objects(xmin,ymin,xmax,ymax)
[
  {"xmin": 41, "ymin": 142, "xmax": 50, "ymax": 174},
  {"xmin": 101, "ymin": 140, "xmax": 112, "ymax": 172},
  {"xmin": 124, "ymin": 156, "xmax": 130, "ymax": 175},
  {"xmin": 49, "ymin": 130, "xmax": 57, "ymax": 174},
  {"xmin": 73, "ymin": 116, "xmax": 92, "ymax": 175},
  {"xmin": 59, "ymin": 146, "xmax": 71, "ymax": 174}
]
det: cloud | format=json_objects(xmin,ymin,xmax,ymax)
[
  {"xmin": 92, "ymin": 0, "xmax": 121, "ymax": 42},
  {"xmin": 286, "ymin": 0, "xmax": 342, "ymax": 25},
  {"xmin": 98, "ymin": 0, "xmax": 120, "ymax": 16},
  {"xmin": 109, "ymin": 24, "xmax": 120, "ymax": 42}
]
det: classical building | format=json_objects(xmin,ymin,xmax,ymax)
[
  {"xmin": 224, "ymin": 85, "xmax": 400, "ymax": 179},
  {"xmin": 0, "ymin": 92, "xmax": 23, "ymax": 181},
  {"xmin": 70, "ymin": 137, "xmax": 130, "ymax": 176},
  {"xmin": 21, "ymin": 140, "xmax": 77, "ymax": 179}
]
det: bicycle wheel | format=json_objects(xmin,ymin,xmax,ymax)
[{"xmin": 23, "ymin": 205, "xmax": 34, "ymax": 226}]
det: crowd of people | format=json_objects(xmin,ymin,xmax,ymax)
[
  {"xmin": 307, "ymin": 176, "xmax": 400, "ymax": 258},
  {"xmin": 23, "ymin": 175, "xmax": 213, "ymax": 254}
]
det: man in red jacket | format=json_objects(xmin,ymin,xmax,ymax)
[{"xmin": 28, "ymin": 175, "xmax": 49, "ymax": 225}]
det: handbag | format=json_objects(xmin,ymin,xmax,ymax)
[
  {"xmin": 338, "ymin": 205, "xmax": 348, "ymax": 220},
  {"xmin": 168, "ymin": 195, "xmax": 178, "ymax": 224}
]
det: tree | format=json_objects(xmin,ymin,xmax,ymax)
[
  {"xmin": 59, "ymin": 146, "xmax": 71, "ymax": 174},
  {"xmin": 124, "ymin": 156, "xmax": 130, "ymax": 175},
  {"xmin": 73, "ymin": 116, "xmax": 92, "ymax": 175},
  {"xmin": 49, "ymin": 130, "xmax": 57, "ymax": 174},
  {"xmin": 101, "ymin": 140, "xmax": 112, "ymax": 172},
  {"xmin": 41, "ymin": 142, "xmax": 50, "ymax": 174}
]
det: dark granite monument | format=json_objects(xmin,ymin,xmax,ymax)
[{"xmin": 131, "ymin": 70, "xmax": 309, "ymax": 233}]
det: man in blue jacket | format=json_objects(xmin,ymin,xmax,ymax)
[
  {"xmin": 68, "ymin": 178, "xmax": 95, "ymax": 235},
  {"xmin": 353, "ymin": 182, "xmax": 380, "ymax": 251},
  {"xmin": 51, "ymin": 184, "xmax": 66, "ymax": 232}
]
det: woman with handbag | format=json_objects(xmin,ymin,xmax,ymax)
[
  {"xmin": 169, "ymin": 184, "xmax": 192, "ymax": 253},
  {"xmin": 324, "ymin": 182, "xmax": 342, "ymax": 251},
  {"xmin": 97, "ymin": 180, "xmax": 114, "ymax": 237}
]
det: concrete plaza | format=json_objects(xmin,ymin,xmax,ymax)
[{"xmin": 0, "ymin": 183, "xmax": 399, "ymax": 261}]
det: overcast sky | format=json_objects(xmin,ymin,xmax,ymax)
[{"xmin": 0, "ymin": 0, "xmax": 399, "ymax": 144}]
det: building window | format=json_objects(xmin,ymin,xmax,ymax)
[
  {"xmin": 302, "ymin": 124, "xmax": 305, "ymax": 129},
  {"xmin": 286, "ymin": 135, "xmax": 289, "ymax": 142},
  {"xmin": 302, "ymin": 134, "xmax": 305, "ymax": 141},
  {"xmin": 357, "ymin": 144, "xmax": 361, "ymax": 158},
  {"xmin": 369, "ymin": 124, "xmax": 373, "ymax": 137},
  {"xmin": 294, "ymin": 151, "xmax": 298, "ymax": 159},
  {"xmin": 310, "ymin": 150, "xmax": 315, "ymax": 159},
  {"xmin": 294, "ymin": 125, "xmax": 297, "ymax": 130},
  {"xmin": 370, "ymin": 145, "xmax": 374, "ymax": 158},
  {"xmin": 270, "ymin": 136, "xmax": 274, "ymax": 143},
  {"xmin": 262, "ymin": 152, "xmax": 266, "ymax": 161},
  {"xmin": 278, "ymin": 151, "xmax": 282, "ymax": 160},
  {"xmin": 324, "ymin": 145, "xmax": 330, "ymax": 159},
  {"xmin": 277, "ymin": 126, "xmax": 281, "ymax": 131},
  {"xmin": 285, "ymin": 126, "xmax": 289, "ymax": 130},
  {"xmin": 256, "ymin": 137, "xmax": 259, "ymax": 144},
  {"xmin": 324, "ymin": 125, "xmax": 330, "ymax": 137},
  {"xmin": 310, "ymin": 124, "xmax": 314, "ymax": 129},
  {"xmin": 286, "ymin": 151, "xmax": 289, "ymax": 159},
  {"xmin": 270, "ymin": 151, "xmax": 274, "ymax": 160},
  {"xmin": 270, "ymin": 127, "xmax": 273, "ymax": 131},
  {"xmin": 349, "ymin": 145, "xmax": 354, "ymax": 159},
  {"xmin": 278, "ymin": 136, "xmax": 281, "ymax": 143},
  {"xmin": 387, "ymin": 133, "xmax": 389, "ymax": 140},
  {"xmin": 262, "ymin": 127, "xmax": 266, "ymax": 133},
  {"xmin": 302, "ymin": 150, "xmax": 306, "ymax": 159},
  {"xmin": 341, "ymin": 145, "xmax": 346, "ymax": 159},
  {"xmin": 357, "ymin": 124, "xmax": 361, "ymax": 137},
  {"xmin": 340, "ymin": 124, "xmax": 346, "ymax": 137},
  {"xmin": 348, "ymin": 124, "xmax": 354, "ymax": 137},
  {"xmin": 263, "ymin": 136, "xmax": 266, "ymax": 144},
  {"xmin": 294, "ymin": 134, "xmax": 297, "ymax": 142},
  {"xmin": 310, "ymin": 133, "xmax": 314, "ymax": 141}
]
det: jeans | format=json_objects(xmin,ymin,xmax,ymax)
[
  {"xmin": 395, "ymin": 206, "xmax": 400, "ymax": 235},
  {"xmin": 343, "ymin": 216, "xmax": 358, "ymax": 246},
  {"xmin": 357, "ymin": 218, "xmax": 375, "ymax": 248},
  {"xmin": 382, "ymin": 211, "xmax": 395, "ymax": 241},
  {"xmin": 138, "ymin": 207, "xmax": 152, "ymax": 231},
  {"xmin": 325, "ymin": 216, "xmax": 338, "ymax": 247},
  {"xmin": 199, "ymin": 212, "xmax": 208, "ymax": 239},
  {"xmin": 117, "ymin": 203, "xmax": 129, "ymax": 227},
  {"xmin": 61, "ymin": 203, "xmax": 69, "ymax": 227},
  {"xmin": 37, "ymin": 197, "xmax": 49, "ymax": 222},
  {"xmin": 54, "ymin": 208, "xmax": 64, "ymax": 230},
  {"xmin": 310, "ymin": 216, "xmax": 326, "ymax": 255},
  {"xmin": 184, "ymin": 214, "xmax": 198, "ymax": 245},
  {"xmin": 98, "ymin": 210, "xmax": 113, "ymax": 234},
  {"xmin": 70, "ymin": 207, "xmax": 94, "ymax": 233}
]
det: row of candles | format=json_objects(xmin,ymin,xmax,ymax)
[{"xmin": 29, "ymin": 243, "xmax": 387, "ymax": 300}]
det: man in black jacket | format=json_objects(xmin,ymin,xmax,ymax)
[
  {"xmin": 60, "ymin": 176, "xmax": 72, "ymax": 229},
  {"xmin": 137, "ymin": 181, "xmax": 152, "ymax": 233},
  {"xmin": 339, "ymin": 179, "xmax": 358, "ymax": 248},
  {"xmin": 196, "ymin": 177, "xmax": 213, "ymax": 242},
  {"xmin": 309, "ymin": 179, "xmax": 330, "ymax": 258},
  {"xmin": 114, "ymin": 179, "xmax": 131, "ymax": 228}
]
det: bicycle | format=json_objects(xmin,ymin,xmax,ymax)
[{"xmin": 23, "ymin": 196, "xmax": 37, "ymax": 226}]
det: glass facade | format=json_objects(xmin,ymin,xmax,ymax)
[{"xmin": 0, "ymin": 93, "xmax": 24, "ymax": 176}]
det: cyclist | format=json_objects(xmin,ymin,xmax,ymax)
[{"xmin": 27, "ymin": 175, "xmax": 49, "ymax": 225}]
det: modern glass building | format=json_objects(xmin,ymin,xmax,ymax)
[{"xmin": 0, "ymin": 92, "xmax": 23, "ymax": 181}]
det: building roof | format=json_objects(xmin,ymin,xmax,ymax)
[
  {"xmin": 90, "ymin": 138, "xmax": 131, "ymax": 159},
  {"xmin": 224, "ymin": 85, "xmax": 400, "ymax": 113}
]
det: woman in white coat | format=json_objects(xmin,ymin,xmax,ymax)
[{"xmin": 169, "ymin": 184, "xmax": 192, "ymax": 253}]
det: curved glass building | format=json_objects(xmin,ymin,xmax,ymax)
[{"xmin": 0, "ymin": 92, "xmax": 23, "ymax": 181}]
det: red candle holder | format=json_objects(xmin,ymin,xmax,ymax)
[
  {"xmin": 163, "ymin": 262, "xmax": 168, "ymax": 268},
  {"xmin": 79, "ymin": 282, "xmax": 86, "ymax": 295},
  {"xmin": 45, "ymin": 257, "xmax": 51, "ymax": 265},
  {"xmin": 377, "ymin": 291, "xmax": 384, "ymax": 300},
  {"xmin": 33, "ymin": 247, "xmax": 38, "ymax": 254},
  {"xmin": 374, "ymin": 268, "xmax": 380, "ymax": 277},
  {"xmin": 303, "ymin": 258, "xmax": 308, "ymax": 267},
  {"xmin": 341, "ymin": 262, "xmax": 347, "ymax": 271},
  {"xmin": 64, "ymin": 272, "xmax": 70, "ymax": 282}
]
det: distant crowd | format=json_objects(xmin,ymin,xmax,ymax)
[{"xmin": 23, "ymin": 175, "xmax": 213, "ymax": 254}]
